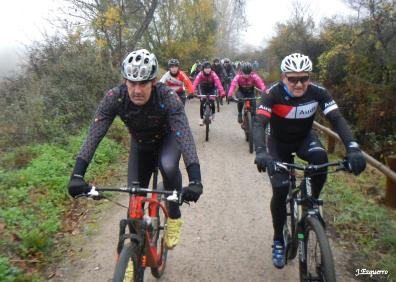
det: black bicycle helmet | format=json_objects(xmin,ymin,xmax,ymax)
[
  {"xmin": 202, "ymin": 61, "xmax": 211, "ymax": 69},
  {"xmin": 241, "ymin": 62, "xmax": 253, "ymax": 75},
  {"xmin": 168, "ymin": 58, "xmax": 180, "ymax": 68}
]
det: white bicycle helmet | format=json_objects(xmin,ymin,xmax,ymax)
[
  {"xmin": 280, "ymin": 53, "xmax": 312, "ymax": 73},
  {"xmin": 121, "ymin": 49, "xmax": 158, "ymax": 81}
]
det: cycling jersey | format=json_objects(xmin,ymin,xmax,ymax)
[
  {"xmin": 228, "ymin": 72, "xmax": 266, "ymax": 96},
  {"xmin": 159, "ymin": 70, "xmax": 193, "ymax": 94},
  {"xmin": 254, "ymin": 81, "xmax": 355, "ymax": 146},
  {"xmin": 212, "ymin": 63, "xmax": 227, "ymax": 81},
  {"xmin": 192, "ymin": 71, "xmax": 225, "ymax": 97},
  {"xmin": 77, "ymin": 82, "xmax": 199, "ymax": 169},
  {"xmin": 223, "ymin": 64, "xmax": 236, "ymax": 79}
]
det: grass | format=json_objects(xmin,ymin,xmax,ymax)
[
  {"xmin": 0, "ymin": 118, "xmax": 128, "ymax": 281},
  {"xmin": 313, "ymin": 137, "xmax": 396, "ymax": 280}
]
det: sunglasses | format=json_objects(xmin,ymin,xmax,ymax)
[{"xmin": 286, "ymin": 75, "xmax": 310, "ymax": 84}]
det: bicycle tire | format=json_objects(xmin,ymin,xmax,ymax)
[
  {"xmin": 243, "ymin": 111, "xmax": 249, "ymax": 142},
  {"xmin": 216, "ymin": 96, "xmax": 220, "ymax": 112},
  {"xmin": 205, "ymin": 122, "xmax": 209, "ymax": 141},
  {"xmin": 150, "ymin": 183, "xmax": 168, "ymax": 278},
  {"xmin": 248, "ymin": 112, "xmax": 253, "ymax": 153},
  {"xmin": 205, "ymin": 104, "xmax": 211, "ymax": 142},
  {"xmin": 299, "ymin": 217, "xmax": 336, "ymax": 282},
  {"xmin": 284, "ymin": 191, "xmax": 298, "ymax": 260},
  {"xmin": 113, "ymin": 242, "xmax": 144, "ymax": 282}
]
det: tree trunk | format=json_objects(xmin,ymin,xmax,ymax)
[{"xmin": 129, "ymin": 0, "xmax": 159, "ymax": 51}]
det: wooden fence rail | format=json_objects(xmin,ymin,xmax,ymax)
[{"xmin": 313, "ymin": 121, "xmax": 396, "ymax": 207}]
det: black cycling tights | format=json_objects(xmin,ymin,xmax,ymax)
[
  {"xmin": 128, "ymin": 134, "xmax": 182, "ymax": 219},
  {"xmin": 236, "ymin": 90, "xmax": 256, "ymax": 114},
  {"xmin": 268, "ymin": 131, "xmax": 328, "ymax": 241},
  {"xmin": 200, "ymin": 99, "xmax": 215, "ymax": 119}
]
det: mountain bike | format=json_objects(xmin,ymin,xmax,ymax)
[
  {"xmin": 84, "ymin": 167, "xmax": 188, "ymax": 282},
  {"xmin": 194, "ymin": 94, "xmax": 216, "ymax": 142},
  {"xmin": 274, "ymin": 157, "xmax": 349, "ymax": 282},
  {"xmin": 234, "ymin": 97, "xmax": 259, "ymax": 153}
]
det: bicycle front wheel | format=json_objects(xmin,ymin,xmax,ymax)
[
  {"xmin": 248, "ymin": 112, "xmax": 253, "ymax": 153},
  {"xmin": 284, "ymin": 191, "xmax": 298, "ymax": 260},
  {"xmin": 299, "ymin": 217, "xmax": 336, "ymax": 282},
  {"xmin": 204, "ymin": 105, "xmax": 211, "ymax": 142},
  {"xmin": 113, "ymin": 242, "xmax": 144, "ymax": 282},
  {"xmin": 150, "ymin": 183, "xmax": 168, "ymax": 278}
]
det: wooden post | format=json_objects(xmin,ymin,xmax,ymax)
[
  {"xmin": 386, "ymin": 155, "xmax": 396, "ymax": 208},
  {"xmin": 327, "ymin": 135, "xmax": 336, "ymax": 154}
]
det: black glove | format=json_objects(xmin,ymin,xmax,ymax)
[
  {"xmin": 183, "ymin": 181, "xmax": 203, "ymax": 202},
  {"xmin": 255, "ymin": 150, "xmax": 275, "ymax": 175},
  {"xmin": 68, "ymin": 174, "xmax": 90, "ymax": 198},
  {"xmin": 187, "ymin": 93, "xmax": 194, "ymax": 100},
  {"xmin": 346, "ymin": 148, "xmax": 366, "ymax": 175}
]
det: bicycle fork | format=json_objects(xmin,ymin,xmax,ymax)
[{"xmin": 296, "ymin": 177, "xmax": 324, "ymax": 263}]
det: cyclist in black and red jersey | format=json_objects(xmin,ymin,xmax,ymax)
[
  {"xmin": 67, "ymin": 49, "xmax": 203, "ymax": 249},
  {"xmin": 253, "ymin": 53, "xmax": 366, "ymax": 269}
]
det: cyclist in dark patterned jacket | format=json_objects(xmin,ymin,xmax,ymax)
[
  {"xmin": 222, "ymin": 58, "xmax": 236, "ymax": 79},
  {"xmin": 68, "ymin": 49, "xmax": 203, "ymax": 249},
  {"xmin": 253, "ymin": 53, "xmax": 366, "ymax": 269}
]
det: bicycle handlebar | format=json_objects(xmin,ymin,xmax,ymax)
[
  {"xmin": 87, "ymin": 185, "xmax": 183, "ymax": 203},
  {"xmin": 194, "ymin": 94, "xmax": 218, "ymax": 98},
  {"xmin": 274, "ymin": 160, "xmax": 350, "ymax": 173},
  {"xmin": 229, "ymin": 97, "xmax": 259, "ymax": 102}
]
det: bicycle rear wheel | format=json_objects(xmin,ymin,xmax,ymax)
[
  {"xmin": 150, "ymin": 183, "xmax": 168, "ymax": 278},
  {"xmin": 113, "ymin": 242, "xmax": 144, "ymax": 282},
  {"xmin": 299, "ymin": 217, "xmax": 336, "ymax": 282}
]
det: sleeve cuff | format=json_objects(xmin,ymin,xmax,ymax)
[
  {"xmin": 187, "ymin": 163, "xmax": 201, "ymax": 182},
  {"xmin": 72, "ymin": 157, "xmax": 89, "ymax": 177}
]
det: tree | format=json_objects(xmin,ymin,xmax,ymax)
[
  {"xmin": 145, "ymin": 0, "xmax": 217, "ymax": 68},
  {"xmin": 213, "ymin": 0, "xmax": 248, "ymax": 57},
  {"xmin": 63, "ymin": 0, "xmax": 159, "ymax": 67}
]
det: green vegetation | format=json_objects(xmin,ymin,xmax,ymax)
[
  {"xmin": 323, "ymin": 167, "xmax": 396, "ymax": 277},
  {"xmin": 0, "ymin": 120, "xmax": 127, "ymax": 281},
  {"xmin": 297, "ymin": 134, "xmax": 395, "ymax": 279}
]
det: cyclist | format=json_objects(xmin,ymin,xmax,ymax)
[
  {"xmin": 191, "ymin": 61, "xmax": 225, "ymax": 126},
  {"xmin": 68, "ymin": 49, "xmax": 203, "ymax": 249},
  {"xmin": 223, "ymin": 58, "xmax": 236, "ymax": 86},
  {"xmin": 190, "ymin": 63, "xmax": 202, "ymax": 82},
  {"xmin": 160, "ymin": 58, "xmax": 193, "ymax": 105},
  {"xmin": 212, "ymin": 57, "xmax": 227, "ymax": 84},
  {"xmin": 253, "ymin": 53, "xmax": 366, "ymax": 269},
  {"xmin": 212, "ymin": 58, "xmax": 228, "ymax": 104},
  {"xmin": 190, "ymin": 60, "xmax": 200, "ymax": 76},
  {"xmin": 227, "ymin": 62, "xmax": 266, "ymax": 123}
]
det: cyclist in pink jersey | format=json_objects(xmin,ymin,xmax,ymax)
[
  {"xmin": 228, "ymin": 62, "xmax": 266, "ymax": 123},
  {"xmin": 191, "ymin": 61, "xmax": 225, "ymax": 125}
]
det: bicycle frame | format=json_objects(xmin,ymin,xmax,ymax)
[
  {"xmin": 126, "ymin": 190, "xmax": 169, "ymax": 267},
  {"xmin": 89, "ymin": 173, "xmax": 182, "ymax": 273},
  {"xmin": 277, "ymin": 159, "xmax": 348, "ymax": 267},
  {"xmin": 237, "ymin": 97, "xmax": 258, "ymax": 153}
]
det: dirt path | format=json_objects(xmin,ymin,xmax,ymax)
[{"xmin": 49, "ymin": 99, "xmax": 354, "ymax": 281}]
